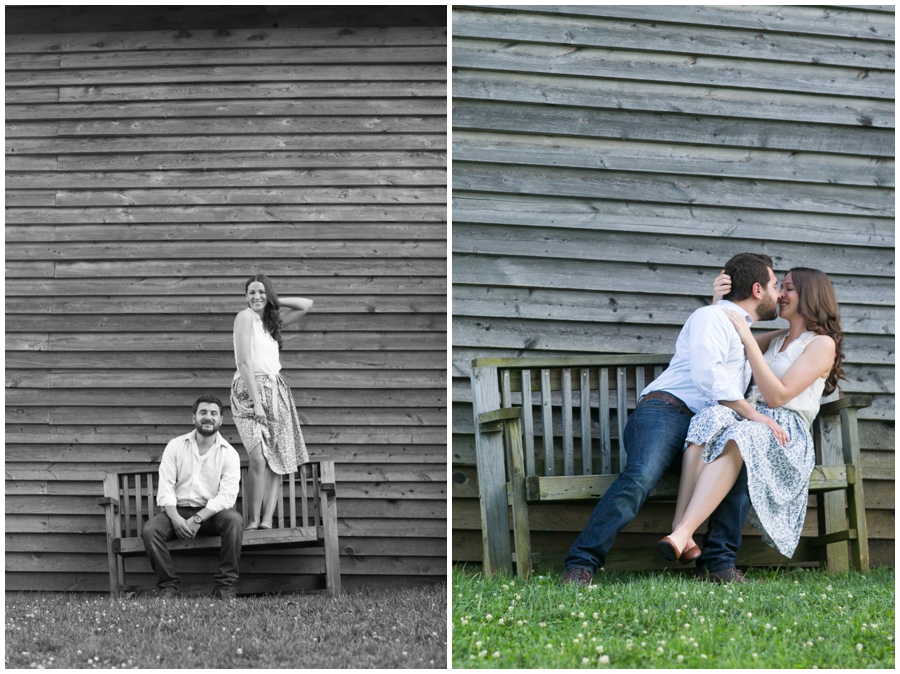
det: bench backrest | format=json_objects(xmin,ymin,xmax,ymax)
[
  {"xmin": 104, "ymin": 462, "xmax": 327, "ymax": 539},
  {"xmin": 471, "ymin": 355, "xmax": 673, "ymax": 479}
]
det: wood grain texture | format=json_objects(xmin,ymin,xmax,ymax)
[
  {"xmin": 6, "ymin": 18, "xmax": 448, "ymax": 591},
  {"xmin": 452, "ymin": 7, "xmax": 895, "ymax": 69}
]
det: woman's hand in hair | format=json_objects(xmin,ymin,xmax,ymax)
[{"xmin": 712, "ymin": 270, "xmax": 731, "ymax": 304}]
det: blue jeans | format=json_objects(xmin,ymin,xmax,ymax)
[{"xmin": 565, "ymin": 396, "xmax": 750, "ymax": 574}]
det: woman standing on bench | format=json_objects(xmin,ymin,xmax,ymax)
[
  {"xmin": 232, "ymin": 273, "xmax": 313, "ymax": 530},
  {"xmin": 660, "ymin": 268, "xmax": 845, "ymax": 562}
]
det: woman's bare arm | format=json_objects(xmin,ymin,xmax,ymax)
[{"xmin": 278, "ymin": 296, "xmax": 314, "ymax": 328}]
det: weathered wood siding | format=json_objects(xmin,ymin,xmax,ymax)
[
  {"xmin": 6, "ymin": 20, "xmax": 448, "ymax": 592},
  {"xmin": 451, "ymin": 5, "xmax": 895, "ymax": 567}
]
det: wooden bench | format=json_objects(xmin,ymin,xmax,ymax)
[
  {"xmin": 98, "ymin": 459, "xmax": 340, "ymax": 596},
  {"xmin": 471, "ymin": 355, "xmax": 871, "ymax": 579}
]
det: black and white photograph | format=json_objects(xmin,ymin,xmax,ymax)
[
  {"xmin": 448, "ymin": 4, "xmax": 894, "ymax": 668},
  {"xmin": 5, "ymin": 4, "xmax": 448, "ymax": 669}
]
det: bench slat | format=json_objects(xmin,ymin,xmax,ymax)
[
  {"xmin": 115, "ymin": 526, "xmax": 319, "ymax": 556},
  {"xmin": 522, "ymin": 369, "xmax": 536, "ymax": 477},
  {"xmin": 580, "ymin": 368, "xmax": 592, "ymax": 476},
  {"xmin": 540, "ymin": 369, "xmax": 554, "ymax": 477},
  {"xmin": 599, "ymin": 368, "xmax": 611, "ymax": 474},
  {"xmin": 561, "ymin": 368, "xmax": 574, "ymax": 476},
  {"xmin": 616, "ymin": 367, "xmax": 628, "ymax": 468},
  {"xmin": 122, "ymin": 474, "xmax": 132, "ymax": 538}
]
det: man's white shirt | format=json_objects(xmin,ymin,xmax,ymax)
[
  {"xmin": 641, "ymin": 299, "xmax": 753, "ymax": 414},
  {"xmin": 156, "ymin": 430, "xmax": 241, "ymax": 513}
]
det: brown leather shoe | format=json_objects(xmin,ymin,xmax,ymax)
[
  {"xmin": 699, "ymin": 567, "xmax": 762, "ymax": 584},
  {"xmin": 679, "ymin": 540, "xmax": 702, "ymax": 566},
  {"xmin": 561, "ymin": 567, "xmax": 593, "ymax": 587}
]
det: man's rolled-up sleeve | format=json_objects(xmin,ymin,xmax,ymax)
[
  {"xmin": 205, "ymin": 451, "xmax": 241, "ymax": 513},
  {"xmin": 688, "ymin": 308, "xmax": 746, "ymax": 403},
  {"xmin": 156, "ymin": 442, "xmax": 179, "ymax": 508}
]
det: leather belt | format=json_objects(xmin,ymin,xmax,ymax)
[{"xmin": 641, "ymin": 391, "xmax": 694, "ymax": 417}]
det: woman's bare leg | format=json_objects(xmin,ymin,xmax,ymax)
[
  {"xmin": 667, "ymin": 440, "xmax": 744, "ymax": 553},
  {"xmin": 245, "ymin": 442, "xmax": 266, "ymax": 529},
  {"xmin": 673, "ymin": 443, "xmax": 704, "ymax": 530},
  {"xmin": 260, "ymin": 465, "xmax": 282, "ymax": 528}
]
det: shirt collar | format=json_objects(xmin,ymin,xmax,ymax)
[
  {"xmin": 717, "ymin": 299, "xmax": 754, "ymax": 326},
  {"xmin": 188, "ymin": 429, "xmax": 224, "ymax": 452}
]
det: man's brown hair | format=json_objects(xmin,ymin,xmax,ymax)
[{"xmin": 722, "ymin": 253, "xmax": 774, "ymax": 301}]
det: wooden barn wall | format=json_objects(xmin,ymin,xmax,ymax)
[
  {"xmin": 5, "ymin": 20, "xmax": 448, "ymax": 592},
  {"xmin": 450, "ymin": 5, "xmax": 895, "ymax": 568}
]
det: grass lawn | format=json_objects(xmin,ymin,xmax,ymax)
[
  {"xmin": 452, "ymin": 566, "xmax": 894, "ymax": 668},
  {"xmin": 6, "ymin": 583, "xmax": 447, "ymax": 669}
]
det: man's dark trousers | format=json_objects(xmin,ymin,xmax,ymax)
[
  {"xmin": 142, "ymin": 507, "xmax": 243, "ymax": 590},
  {"xmin": 564, "ymin": 396, "xmax": 751, "ymax": 574}
]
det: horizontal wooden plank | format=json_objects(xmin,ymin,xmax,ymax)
[
  {"xmin": 5, "ymin": 387, "xmax": 446, "ymax": 408},
  {"xmin": 6, "ymin": 156, "xmax": 58, "ymax": 171},
  {"xmin": 57, "ymin": 46, "xmax": 446, "ymax": 70},
  {"xmin": 9, "ymin": 331, "xmax": 445, "ymax": 352},
  {"xmin": 452, "ymin": 193, "xmax": 893, "ymax": 248},
  {"xmin": 6, "ymin": 223, "xmax": 447, "ymax": 244},
  {"xmin": 453, "ymin": 222, "xmax": 894, "ymax": 277},
  {"xmin": 7, "ymin": 168, "xmax": 447, "ymax": 190},
  {"xmin": 4, "ymin": 533, "xmax": 446, "ymax": 557},
  {"xmin": 493, "ymin": 5, "xmax": 895, "ymax": 41},
  {"xmin": 6, "ymin": 444, "xmax": 449, "ymax": 467},
  {"xmin": 453, "ymin": 100, "xmax": 894, "ymax": 157},
  {"xmin": 5, "ymin": 87, "xmax": 59, "ymax": 103},
  {"xmin": 6, "ymin": 494, "xmax": 445, "ymax": 518},
  {"xmin": 7, "ymin": 64, "xmax": 448, "ymax": 86},
  {"xmin": 8, "ymin": 295, "xmax": 446, "ymax": 316},
  {"xmin": 5, "ymin": 312, "xmax": 445, "ymax": 332},
  {"xmin": 453, "ymin": 69, "xmax": 895, "ymax": 128},
  {"xmin": 5, "ymin": 121, "xmax": 58, "ymax": 138},
  {"xmin": 4, "ymin": 276, "xmax": 445, "ymax": 296},
  {"xmin": 6, "ymin": 204, "xmax": 446, "ymax": 224},
  {"xmin": 8, "ymin": 133, "xmax": 448, "ymax": 154},
  {"xmin": 6, "ymin": 369, "xmax": 446, "ymax": 390},
  {"xmin": 8, "ymin": 406, "xmax": 446, "ymax": 427},
  {"xmin": 1, "ymin": 101, "xmax": 436, "ymax": 127},
  {"xmin": 48, "ymin": 187, "xmax": 447, "ymax": 207},
  {"xmin": 453, "ymin": 132, "xmax": 894, "ymax": 187},
  {"xmin": 453, "ymin": 255, "xmax": 895, "ymax": 305},
  {"xmin": 452, "ymin": 7, "xmax": 895, "ymax": 69},
  {"xmin": 5, "ymin": 26, "xmax": 447, "ymax": 53},
  {"xmin": 452, "ymin": 317, "xmax": 894, "ymax": 365},
  {"xmin": 54, "ymin": 116, "xmax": 445, "ymax": 137},
  {"xmin": 5, "ymin": 425, "xmax": 448, "ymax": 446},
  {"xmin": 5, "ymin": 190, "xmax": 56, "ymax": 207},
  {"xmin": 452, "ymin": 286, "xmax": 895, "ymax": 338},
  {"xmin": 54, "ymin": 151, "xmax": 446, "ymax": 172},
  {"xmin": 453, "ymin": 38, "xmax": 893, "ymax": 99},
  {"xmin": 453, "ymin": 163, "xmax": 893, "ymax": 218},
  {"xmin": 6, "ymin": 350, "xmax": 445, "ymax": 371},
  {"xmin": 57, "ymin": 81, "xmax": 447, "ymax": 102}
]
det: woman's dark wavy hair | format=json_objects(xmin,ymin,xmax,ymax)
[
  {"xmin": 245, "ymin": 273, "xmax": 283, "ymax": 351},
  {"xmin": 789, "ymin": 267, "xmax": 846, "ymax": 396}
]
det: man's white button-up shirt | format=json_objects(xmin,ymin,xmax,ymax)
[
  {"xmin": 641, "ymin": 299, "xmax": 753, "ymax": 414},
  {"xmin": 156, "ymin": 430, "xmax": 241, "ymax": 513}
]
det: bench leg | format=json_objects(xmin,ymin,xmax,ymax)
[
  {"xmin": 847, "ymin": 468, "xmax": 870, "ymax": 572},
  {"xmin": 506, "ymin": 417, "xmax": 532, "ymax": 581},
  {"xmin": 321, "ymin": 489, "xmax": 341, "ymax": 597}
]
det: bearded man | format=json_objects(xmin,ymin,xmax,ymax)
[{"xmin": 141, "ymin": 394, "xmax": 243, "ymax": 599}]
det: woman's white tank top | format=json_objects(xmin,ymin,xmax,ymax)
[
  {"xmin": 234, "ymin": 308, "xmax": 281, "ymax": 376},
  {"xmin": 749, "ymin": 331, "xmax": 827, "ymax": 429}
]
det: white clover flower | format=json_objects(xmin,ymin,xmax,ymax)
[
  {"xmin": 582, "ymin": 657, "xmax": 589, "ymax": 664},
  {"xmin": 752, "ymin": 653, "xmax": 758, "ymax": 659},
  {"xmin": 497, "ymin": 618, "xmax": 505, "ymax": 626},
  {"xmin": 677, "ymin": 655, "xmax": 684, "ymax": 662},
  {"xmin": 484, "ymin": 614, "xmax": 492, "ymax": 621},
  {"xmin": 599, "ymin": 654, "xmax": 610, "ymax": 665},
  {"xmin": 657, "ymin": 646, "xmax": 664, "ymax": 654},
  {"xmin": 856, "ymin": 644, "xmax": 863, "ymax": 652},
  {"xmin": 493, "ymin": 652, "xmax": 500, "ymax": 659},
  {"xmin": 700, "ymin": 654, "xmax": 707, "ymax": 659}
]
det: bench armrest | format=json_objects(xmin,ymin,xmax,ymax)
[
  {"xmin": 97, "ymin": 496, "xmax": 119, "ymax": 508},
  {"xmin": 819, "ymin": 395, "xmax": 873, "ymax": 416}
]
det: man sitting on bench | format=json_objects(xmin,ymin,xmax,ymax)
[{"xmin": 142, "ymin": 394, "xmax": 243, "ymax": 600}]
